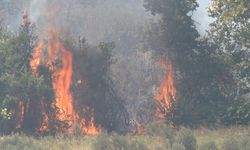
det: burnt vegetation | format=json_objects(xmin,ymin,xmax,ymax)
[{"xmin": 0, "ymin": 0, "xmax": 249, "ymax": 140}]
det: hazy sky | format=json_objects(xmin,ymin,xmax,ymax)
[{"xmin": 194, "ymin": 0, "xmax": 212, "ymax": 34}]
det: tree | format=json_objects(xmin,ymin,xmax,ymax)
[
  {"xmin": 0, "ymin": 26, "xmax": 54, "ymax": 134},
  {"xmin": 209, "ymin": 0, "xmax": 250, "ymax": 125},
  {"xmin": 143, "ymin": 0, "xmax": 232, "ymax": 125},
  {"xmin": 71, "ymin": 38, "xmax": 130, "ymax": 133}
]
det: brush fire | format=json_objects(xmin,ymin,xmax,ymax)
[
  {"xmin": 155, "ymin": 58, "xmax": 176, "ymax": 119},
  {"xmin": 17, "ymin": 9, "xmax": 101, "ymax": 135},
  {"xmin": 15, "ymin": 7, "xmax": 176, "ymax": 135}
]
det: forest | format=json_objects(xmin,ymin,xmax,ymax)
[{"xmin": 0, "ymin": 0, "xmax": 249, "ymax": 150}]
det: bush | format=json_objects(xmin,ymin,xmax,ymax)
[
  {"xmin": 129, "ymin": 139, "xmax": 149, "ymax": 150},
  {"xmin": 95, "ymin": 132, "xmax": 113, "ymax": 150},
  {"xmin": 144, "ymin": 122, "xmax": 176, "ymax": 144},
  {"xmin": 172, "ymin": 143, "xmax": 186, "ymax": 150},
  {"xmin": 222, "ymin": 138, "xmax": 239, "ymax": 150},
  {"xmin": 237, "ymin": 135, "xmax": 250, "ymax": 150},
  {"xmin": 199, "ymin": 141, "xmax": 218, "ymax": 150},
  {"xmin": 175, "ymin": 128, "xmax": 197, "ymax": 150},
  {"xmin": 0, "ymin": 134, "xmax": 42, "ymax": 150},
  {"xmin": 71, "ymin": 123, "xmax": 83, "ymax": 137},
  {"xmin": 112, "ymin": 134, "xmax": 130, "ymax": 150}
]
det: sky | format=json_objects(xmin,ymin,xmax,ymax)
[{"xmin": 194, "ymin": 0, "xmax": 212, "ymax": 35}]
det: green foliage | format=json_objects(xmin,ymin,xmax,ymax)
[
  {"xmin": 95, "ymin": 133, "xmax": 114, "ymax": 150},
  {"xmin": 94, "ymin": 131, "xmax": 155, "ymax": 150},
  {"xmin": 237, "ymin": 135, "xmax": 250, "ymax": 150},
  {"xmin": 95, "ymin": 132, "xmax": 150, "ymax": 150},
  {"xmin": 0, "ymin": 108, "xmax": 12, "ymax": 120},
  {"xmin": 222, "ymin": 138, "xmax": 239, "ymax": 150},
  {"xmin": 172, "ymin": 143, "xmax": 186, "ymax": 150},
  {"xmin": 199, "ymin": 141, "xmax": 218, "ymax": 150},
  {"xmin": 175, "ymin": 128, "xmax": 197, "ymax": 150},
  {"xmin": 143, "ymin": 0, "xmax": 232, "ymax": 126},
  {"xmin": 209, "ymin": 0, "xmax": 250, "ymax": 125},
  {"xmin": 222, "ymin": 99, "xmax": 250, "ymax": 125},
  {"xmin": 0, "ymin": 134, "xmax": 42, "ymax": 150},
  {"xmin": 0, "ymin": 27, "xmax": 54, "ymax": 133},
  {"xmin": 144, "ymin": 121, "xmax": 176, "ymax": 144},
  {"xmin": 112, "ymin": 134, "xmax": 130, "ymax": 150},
  {"xmin": 129, "ymin": 139, "xmax": 149, "ymax": 150}
]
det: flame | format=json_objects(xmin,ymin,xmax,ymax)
[
  {"xmin": 134, "ymin": 122, "xmax": 144, "ymax": 135},
  {"xmin": 80, "ymin": 108, "xmax": 101, "ymax": 135},
  {"xmin": 16, "ymin": 101, "xmax": 25, "ymax": 129},
  {"xmin": 30, "ymin": 39, "xmax": 43, "ymax": 72},
  {"xmin": 29, "ymin": 12, "xmax": 100, "ymax": 134},
  {"xmin": 46, "ymin": 25, "xmax": 76, "ymax": 124},
  {"xmin": 155, "ymin": 59, "xmax": 176, "ymax": 119},
  {"xmin": 36, "ymin": 101, "xmax": 49, "ymax": 132}
]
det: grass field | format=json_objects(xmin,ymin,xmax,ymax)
[{"xmin": 1, "ymin": 123, "xmax": 250, "ymax": 150}]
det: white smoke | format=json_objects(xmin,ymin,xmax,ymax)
[{"xmin": 29, "ymin": 0, "xmax": 48, "ymax": 24}]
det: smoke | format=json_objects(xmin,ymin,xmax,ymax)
[
  {"xmin": 11, "ymin": 0, "xmax": 152, "ymax": 45},
  {"xmin": 22, "ymin": 0, "xmax": 157, "ymax": 125},
  {"xmin": 29, "ymin": 0, "xmax": 48, "ymax": 24},
  {"xmin": 0, "ymin": 0, "xmax": 213, "ymax": 126}
]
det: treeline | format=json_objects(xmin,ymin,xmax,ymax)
[
  {"xmin": 0, "ymin": 0, "xmax": 249, "ymax": 135},
  {"xmin": 0, "ymin": 26, "xmax": 129, "ymax": 134},
  {"xmin": 143, "ymin": 0, "xmax": 250, "ymax": 126}
]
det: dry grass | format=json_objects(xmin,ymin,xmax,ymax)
[
  {"xmin": 194, "ymin": 126, "xmax": 249, "ymax": 149},
  {"xmin": 0, "ymin": 125, "xmax": 249, "ymax": 150}
]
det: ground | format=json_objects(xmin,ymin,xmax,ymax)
[{"xmin": 0, "ymin": 123, "xmax": 249, "ymax": 150}]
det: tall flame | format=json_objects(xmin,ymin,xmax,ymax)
[
  {"xmin": 155, "ymin": 59, "xmax": 176, "ymax": 119},
  {"xmin": 30, "ymin": 39, "xmax": 43, "ymax": 72},
  {"xmin": 47, "ymin": 26, "xmax": 76, "ymax": 123},
  {"xmin": 29, "ymin": 15, "xmax": 100, "ymax": 135}
]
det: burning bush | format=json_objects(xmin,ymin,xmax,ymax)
[{"xmin": 0, "ymin": 8, "xmax": 130, "ymax": 135}]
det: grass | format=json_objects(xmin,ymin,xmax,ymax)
[
  {"xmin": 194, "ymin": 126, "xmax": 250, "ymax": 149},
  {"xmin": 1, "ymin": 123, "xmax": 250, "ymax": 150}
]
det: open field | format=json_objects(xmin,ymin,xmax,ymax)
[{"xmin": 1, "ymin": 123, "xmax": 250, "ymax": 150}]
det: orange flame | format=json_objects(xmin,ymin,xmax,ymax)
[
  {"xmin": 16, "ymin": 101, "xmax": 25, "ymax": 129},
  {"xmin": 36, "ymin": 101, "xmax": 49, "ymax": 132},
  {"xmin": 155, "ymin": 59, "xmax": 176, "ymax": 119},
  {"xmin": 29, "ymin": 12, "xmax": 100, "ymax": 135},
  {"xmin": 46, "ymin": 25, "xmax": 76, "ymax": 123},
  {"xmin": 80, "ymin": 108, "xmax": 101, "ymax": 135},
  {"xmin": 30, "ymin": 39, "xmax": 43, "ymax": 72}
]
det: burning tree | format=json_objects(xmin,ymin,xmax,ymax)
[
  {"xmin": 0, "ymin": 11, "xmax": 54, "ymax": 134},
  {"xmin": 0, "ymin": 8, "xmax": 130, "ymax": 135}
]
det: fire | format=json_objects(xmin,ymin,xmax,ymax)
[
  {"xmin": 16, "ymin": 101, "xmax": 25, "ymax": 129},
  {"xmin": 36, "ymin": 101, "xmax": 49, "ymax": 132},
  {"xmin": 47, "ymin": 25, "xmax": 76, "ymax": 123},
  {"xmin": 155, "ymin": 58, "xmax": 176, "ymax": 119},
  {"xmin": 80, "ymin": 108, "xmax": 101, "ymax": 135},
  {"xmin": 29, "ymin": 10, "xmax": 100, "ymax": 135},
  {"xmin": 30, "ymin": 39, "xmax": 43, "ymax": 72}
]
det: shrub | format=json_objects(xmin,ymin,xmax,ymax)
[
  {"xmin": 71, "ymin": 123, "xmax": 83, "ymax": 137},
  {"xmin": 0, "ymin": 134, "xmax": 42, "ymax": 150},
  {"xmin": 199, "ymin": 141, "xmax": 218, "ymax": 150},
  {"xmin": 237, "ymin": 135, "xmax": 250, "ymax": 150},
  {"xmin": 130, "ymin": 139, "xmax": 149, "ymax": 150},
  {"xmin": 175, "ymin": 128, "xmax": 197, "ymax": 150},
  {"xmin": 172, "ymin": 143, "xmax": 186, "ymax": 150},
  {"xmin": 95, "ymin": 132, "xmax": 113, "ymax": 150},
  {"xmin": 112, "ymin": 134, "xmax": 130, "ymax": 150},
  {"xmin": 144, "ymin": 122, "xmax": 176, "ymax": 144},
  {"xmin": 222, "ymin": 138, "xmax": 239, "ymax": 150}
]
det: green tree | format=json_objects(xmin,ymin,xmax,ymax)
[
  {"xmin": 0, "ymin": 26, "xmax": 53, "ymax": 133},
  {"xmin": 143, "ymin": 0, "xmax": 232, "ymax": 125},
  {"xmin": 209, "ymin": 0, "xmax": 250, "ymax": 125}
]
